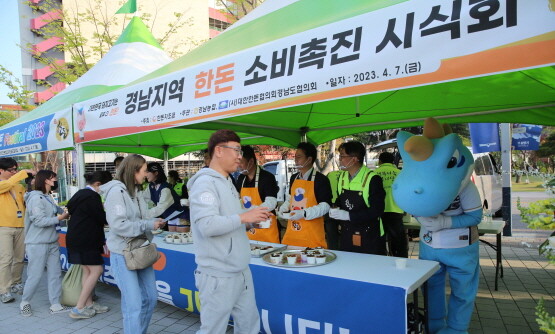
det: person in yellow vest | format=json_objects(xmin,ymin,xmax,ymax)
[
  {"xmin": 278, "ymin": 142, "xmax": 332, "ymax": 248},
  {"xmin": 236, "ymin": 146, "xmax": 280, "ymax": 243},
  {"xmin": 329, "ymin": 141, "xmax": 386, "ymax": 255},
  {"xmin": 375, "ymin": 152, "xmax": 408, "ymax": 258},
  {"xmin": 168, "ymin": 170, "xmax": 186, "ymax": 198},
  {"xmin": 325, "ymin": 170, "xmax": 345, "ymax": 250}
]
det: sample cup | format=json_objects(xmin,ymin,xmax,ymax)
[{"xmin": 395, "ymin": 258, "xmax": 407, "ymax": 269}]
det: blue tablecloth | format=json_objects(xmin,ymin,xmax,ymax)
[{"xmin": 59, "ymin": 230, "xmax": 438, "ymax": 333}]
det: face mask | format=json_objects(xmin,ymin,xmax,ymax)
[
  {"xmin": 51, "ymin": 181, "xmax": 59, "ymax": 191},
  {"xmin": 295, "ymin": 159, "xmax": 310, "ymax": 170},
  {"xmin": 237, "ymin": 161, "xmax": 252, "ymax": 175},
  {"xmin": 339, "ymin": 157, "xmax": 356, "ymax": 170}
]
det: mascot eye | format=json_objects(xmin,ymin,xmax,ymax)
[{"xmin": 447, "ymin": 149, "xmax": 460, "ymax": 169}]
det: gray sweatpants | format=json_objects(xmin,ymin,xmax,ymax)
[
  {"xmin": 194, "ymin": 268, "xmax": 260, "ymax": 334},
  {"xmin": 22, "ymin": 243, "xmax": 62, "ymax": 306}
]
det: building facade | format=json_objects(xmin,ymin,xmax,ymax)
[{"xmin": 17, "ymin": 0, "xmax": 232, "ymax": 105}]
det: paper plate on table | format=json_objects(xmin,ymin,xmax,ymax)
[{"xmin": 262, "ymin": 249, "xmax": 336, "ymax": 268}]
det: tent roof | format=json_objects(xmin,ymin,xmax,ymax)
[{"xmin": 72, "ymin": 0, "xmax": 555, "ymax": 157}]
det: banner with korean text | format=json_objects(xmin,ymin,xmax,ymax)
[
  {"xmin": 512, "ymin": 124, "xmax": 543, "ymax": 150},
  {"xmin": 74, "ymin": 0, "xmax": 555, "ymax": 143},
  {"xmin": 0, "ymin": 108, "xmax": 73, "ymax": 157}
]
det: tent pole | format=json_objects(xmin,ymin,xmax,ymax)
[
  {"xmin": 163, "ymin": 146, "xmax": 169, "ymax": 172},
  {"xmin": 76, "ymin": 143, "xmax": 86, "ymax": 189},
  {"xmin": 300, "ymin": 127, "xmax": 309, "ymax": 143},
  {"xmin": 499, "ymin": 123, "xmax": 512, "ymax": 236}
]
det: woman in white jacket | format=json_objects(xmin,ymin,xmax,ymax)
[
  {"xmin": 20, "ymin": 170, "xmax": 69, "ymax": 317},
  {"xmin": 101, "ymin": 154, "xmax": 165, "ymax": 334}
]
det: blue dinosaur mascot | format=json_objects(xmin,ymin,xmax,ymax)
[{"xmin": 392, "ymin": 118, "xmax": 483, "ymax": 334}]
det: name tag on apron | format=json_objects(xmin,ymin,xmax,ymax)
[
  {"xmin": 352, "ymin": 232, "xmax": 361, "ymax": 247},
  {"xmin": 17, "ymin": 211, "xmax": 22, "ymax": 218}
]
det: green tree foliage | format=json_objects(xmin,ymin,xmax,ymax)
[
  {"xmin": 26, "ymin": 0, "xmax": 196, "ymax": 89},
  {"xmin": 0, "ymin": 111, "xmax": 17, "ymax": 127},
  {"xmin": 0, "ymin": 65, "xmax": 34, "ymax": 110}
]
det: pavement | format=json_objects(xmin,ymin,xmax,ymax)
[{"xmin": 0, "ymin": 192, "xmax": 553, "ymax": 334}]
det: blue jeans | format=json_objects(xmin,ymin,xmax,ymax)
[{"xmin": 110, "ymin": 253, "xmax": 158, "ymax": 334}]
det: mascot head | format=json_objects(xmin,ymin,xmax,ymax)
[{"xmin": 392, "ymin": 118, "xmax": 474, "ymax": 217}]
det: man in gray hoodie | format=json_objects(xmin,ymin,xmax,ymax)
[{"xmin": 188, "ymin": 130, "xmax": 271, "ymax": 334}]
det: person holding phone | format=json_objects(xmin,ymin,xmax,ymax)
[{"xmin": 20, "ymin": 170, "xmax": 70, "ymax": 316}]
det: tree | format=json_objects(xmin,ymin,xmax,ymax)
[
  {"xmin": 26, "ymin": 0, "xmax": 199, "ymax": 91},
  {"xmin": 0, "ymin": 65, "xmax": 34, "ymax": 110},
  {"xmin": 217, "ymin": 0, "xmax": 265, "ymax": 23},
  {"xmin": 537, "ymin": 130, "xmax": 555, "ymax": 173},
  {"xmin": 0, "ymin": 111, "xmax": 16, "ymax": 127}
]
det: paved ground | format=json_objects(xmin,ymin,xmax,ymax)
[{"xmin": 0, "ymin": 192, "xmax": 553, "ymax": 334}]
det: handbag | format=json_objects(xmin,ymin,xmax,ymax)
[
  {"xmin": 123, "ymin": 235, "xmax": 160, "ymax": 270},
  {"xmin": 61, "ymin": 264, "xmax": 83, "ymax": 306}
]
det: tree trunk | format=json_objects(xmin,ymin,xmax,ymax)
[{"xmin": 316, "ymin": 140, "xmax": 336, "ymax": 175}]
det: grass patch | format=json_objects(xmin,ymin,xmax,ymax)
[{"xmin": 511, "ymin": 181, "xmax": 545, "ymax": 192}]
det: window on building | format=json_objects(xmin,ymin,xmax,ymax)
[{"xmin": 209, "ymin": 18, "xmax": 231, "ymax": 32}]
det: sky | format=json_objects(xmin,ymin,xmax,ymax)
[{"xmin": 0, "ymin": 1, "xmax": 22, "ymax": 104}]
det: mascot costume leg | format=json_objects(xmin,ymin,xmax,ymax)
[{"xmin": 392, "ymin": 118, "xmax": 483, "ymax": 334}]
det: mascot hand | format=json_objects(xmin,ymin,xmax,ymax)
[
  {"xmin": 418, "ymin": 214, "xmax": 452, "ymax": 232},
  {"xmin": 329, "ymin": 208, "xmax": 350, "ymax": 221},
  {"xmin": 289, "ymin": 210, "xmax": 305, "ymax": 221}
]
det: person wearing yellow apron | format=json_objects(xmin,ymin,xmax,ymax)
[
  {"xmin": 236, "ymin": 146, "xmax": 280, "ymax": 243},
  {"xmin": 329, "ymin": 141, "xmax": 386, "ymax": 255},
  {"xmin": 278, "ymin": 142, "xmax": 332, "ymax": 248}
]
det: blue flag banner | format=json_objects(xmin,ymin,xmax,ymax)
[
  {"xmin": 512, "ymin": 124, "xmax": 542, "ymax": 150},
  {"xmin": 469, "ymin": 123, "xmax": 500, "ymax": 153}
]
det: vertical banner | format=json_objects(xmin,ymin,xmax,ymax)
[
  {"xmin": 512, "ymin": 124, "xmax": 542, "ymax": 150},
  {"xmin": 469, "ymin": 123, "xmax": 500, "ymax": 153}
]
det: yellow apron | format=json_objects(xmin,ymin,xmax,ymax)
[
  {"xmin": 282, "ymin": 173, "xmax": 327, "ymax": 248},
  {"xmin": 240, "ymin": 168, "xmax": 280, "ymax": 243}
]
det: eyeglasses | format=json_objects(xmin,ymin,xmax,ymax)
[
  {"xmin": 218, "ymin": 145, "xmax": 243, "ymax": 156},
  {"xmin": 339, "ymin": 155, "xmax": 355, "ymax": 160},
  {"xmin": 5, "ymin": 167, "xmax": 18, "ymax": 173}
]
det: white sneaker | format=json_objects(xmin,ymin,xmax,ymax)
[
  {"xmin": 20, "ymin": 302, "xmax": 32, "ymax": 317},
  {"xmin": 86, "ymin": 302, "xmax": 109, "ymax": 314},
  {"xmin": 50, "ymin": 304, "xmax": 72, "ymax": 314}
]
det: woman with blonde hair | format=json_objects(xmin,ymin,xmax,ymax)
[{"xmin": 100, "ymin": 155, "xmax": 165, "ymax": 334}]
